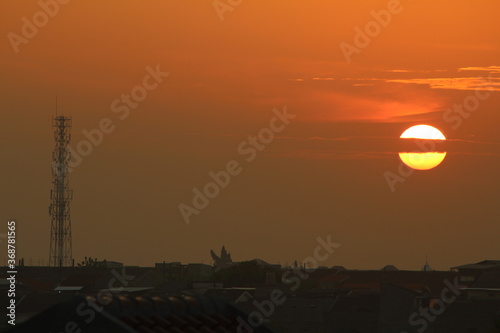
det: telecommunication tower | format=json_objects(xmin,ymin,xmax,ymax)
[{"xmin": 48, "ymin": 115, "xmax": 73, "ymax": 267}]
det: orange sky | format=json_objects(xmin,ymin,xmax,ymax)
[{"xmin": 1, "ymin": 0, "xmax": 500, "ymax": 270}]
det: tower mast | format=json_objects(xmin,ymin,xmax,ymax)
[{"xmin": 49, "ymin": 114, "xmax": 73, "ymax": 267}]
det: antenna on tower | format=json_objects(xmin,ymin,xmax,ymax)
[{"xmin": 49, "ymin": 114, "xmax": 73, "ymax": 267}]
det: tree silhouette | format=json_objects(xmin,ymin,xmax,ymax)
[{"xmin": 77, "ymin": 257, "xmax": 106, "ymax": 268}]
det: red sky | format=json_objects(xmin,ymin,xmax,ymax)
[{"xmin": 1, "ymin": 0, "xmax": 500, "ymax": 270}]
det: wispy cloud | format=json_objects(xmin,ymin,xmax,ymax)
[
  {"xmin": 459, "ymin": 66, "xmax": 500, "ymax": 74},
  {"xmin": 352, "ymin": 83, "xmax": 375, "ymax": 87},
  {"xmin": 265, "ymin": 135, "xmax": 500, "ymax": 161},
  {"xmin": 384, "ymin": 77, "xmax": 500, "ymax": 91},
  {"xmin": 382, "ymin": 69, "xmax": 448, "ymax": 73},
  {"xmin": 290, "ymin": 66, "xmax": 500, "ymax": 91},
  {"xmin": 272, "ymin": 150, "xmax": 394, "ymax": 160}
]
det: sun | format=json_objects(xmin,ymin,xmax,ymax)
[
  {"xmin": 398, "ymin": 125, "xmax": 447, "ymax": 170},
  {"xmin": 400, "ymin": 124, "xmax": 446, "ymax": 140}
]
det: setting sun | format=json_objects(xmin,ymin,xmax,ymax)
[
  {"xmin": 400, "ymin": 125, "xmax": 446, "ymax": 140},
  {"xmin": 399, "ymin": 125, "xmax": 447, "ymax": 170}
]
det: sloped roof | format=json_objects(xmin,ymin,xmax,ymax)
[
  {"xmin": 15, "ymin": 292, "xmax": 75, "ymax": 315},
  {"xmin": 381, "ymin": 265, "xmax": 398, "ymax": 271},
  {"xmin": 451, "ymin": 260, "xmax": 500, "ymax": 270},
  {"xmin": 11, "ymin": 294, "xmax": 277, "ymax": 333}
]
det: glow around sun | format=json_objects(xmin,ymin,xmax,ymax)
[{"xmin": 398, "ymin": 125, "xmax": 447, "ymax": 170}]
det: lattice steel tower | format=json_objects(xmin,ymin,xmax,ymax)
[{"xmin": 49, "ymin": 115, "xmax": 73, "ymax": 267}]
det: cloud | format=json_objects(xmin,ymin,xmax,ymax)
[
  {"xmin": 283, "ymin": 65, "xmax": 498, "ymax": 122},
  {"xmin": 272, "ymin": 150, "xmax": 394, "ymax": 160},
  {"xmin": 291, "ymin": 66, "xmax": 500, "ymax": 91},
  {"xmin": 265, "ymin": 134, "xmax": 500, "ymax": 161},
  {"xmin": 458, "ymin": 66, "xmax": 500, "ymax": 74},
  {"xmin": 384, "ymin": 77, "xmax": 500, "ymax": 91},
  {"xmin": 351, "ymin": 83, "xmax": 375, "ymax": 87},
  {"xmin": 382, "ymin": 69, "xmax": 448, "ymax": 73}
]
